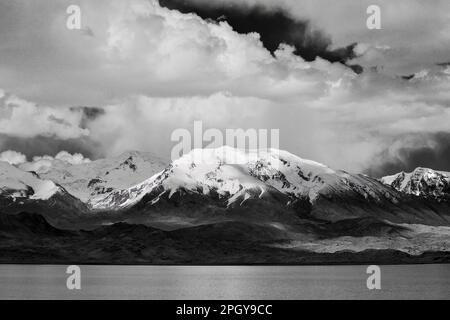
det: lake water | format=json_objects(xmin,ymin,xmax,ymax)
[{"xmin": 0, "ymin": 264, "xmax": 449, "ymax": 299}]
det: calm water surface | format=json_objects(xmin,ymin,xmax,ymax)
[{"xmin": 0, "ymin": 264, "xmax": 449, "ymax": 299}]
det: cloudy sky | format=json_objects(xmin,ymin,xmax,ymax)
[{"xmin": 0, "ymin": 0, "xmax": 450, "ymax": 176}]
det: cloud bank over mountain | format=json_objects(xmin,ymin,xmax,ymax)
[
  {"xmin": 0, "ymin": 149, "xmax": 91, "ymax": 172},
  {"xmin": 158, "ymin": 0, "xmax": 361, "ymax": 72},
  {"xmin": 0, "ymin": 0, "xmax": 450, "ymax": 176}
]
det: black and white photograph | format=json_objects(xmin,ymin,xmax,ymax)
[{"xmin": 0, "ymin": 0, "xmax": 449, "ymax": 306}]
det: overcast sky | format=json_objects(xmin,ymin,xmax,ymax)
[{"xmin": 1, "ymin": 0, "xmax": 450, "ymax": 176}]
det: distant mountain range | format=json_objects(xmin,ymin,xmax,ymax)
[
  {"xmin": 381, "ymin": 167, "xmax": 450, "ymax": 199},
  {"xmin": 1, "ymin": 147, "xmax": 449, "ymax": 264}
]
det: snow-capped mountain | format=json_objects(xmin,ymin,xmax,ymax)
[
  {"xmin": 2, "ymin": 148, "xmax": 449, "ymax": 264},
  {"xmin": 0, "ymin": 160, "xmax": 90, "ymax": 227},
  {"xmin": 0, "ymin": 161, "xmax": 61, "ymax": 201},
  {"xmin": 93, "ymin": 146, "xmax": 401, "ymax": 211},
  {"xmin": 18, "ymin": 151, "xmax": 166, "ymax": 209},
  {"xmin": 381, "ymin": 167, "xmax": 450, "ymax": 198},
  {"xmin": 87, "ymin": 147, "xmax": 450, "ymax": 227},
  {"xmin": 2, "ymin": 147, "xmax": 450, "ymax": 228}
]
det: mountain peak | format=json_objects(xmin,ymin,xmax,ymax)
[
  {"xmin": 26, "ymin": 150, "xmax": 166, "ymax": 204},
  {"xmin": 0, "ymin": 161, "xmax": 61, "ymax": 200},
  {"xmin": 175, "ymin": 147, "xmax": 334, "ymax": 173},
  {"xmin": 91, "ymin": 146, "xmax": 401, "ymax": 211},
  {"xmin": 382, "ymin": 167, "xmax": 450, "ymax": 198},
  {"xmin": 116, "ymin": 150, "xmax": 166, "ymax": 161}
]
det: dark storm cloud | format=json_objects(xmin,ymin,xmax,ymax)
[
  {"xmin": 70, "ymin": 106, "xmax": 106, "ymax": 128},
  {"xmin": 366, "ymin": 132, "xmax": 450, "ymax": 178},
  {"xmin": 436, "ymin": 62, "xmax": 450, "ymax": 67},
  {"xmin": 158, "ymin": 0, "xmax": 362, "ymax": 72},
  {"xmin": 0, "ymin": 134, "xmax": 103, "ymax": 160},
  {"xmin": 401, "ymin": 74, "xmax": 415, "ymax": 80}
]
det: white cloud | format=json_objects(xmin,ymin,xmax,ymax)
[
  {"xmin": 0, "ymin": 92, "xmax": 89, "ymax": 139},
  {"xmin": 88, "ymin": 93, "xmax": 274, "ymax": 157},
  {"xmin": 185, "ymin": 0, "xmax": 450, "ymax": 75},
  {"xmin": 34, "ymin": 151, "xmax": 91, "ymax": 165},
  {"xmin": 0, "ymin": 150, "xmax": 27, "ymax": 165},
  {"xmin": 0, "ymin": 0, "xmax": 348, "ymax": 105},
  {"xmin": 18, "ymin": 159, "xmax": 54, "ymax": 174},
  {"xmin": 82, "ymin": 63, "xmax": 450, "ymax": 173},
  {"xmin": 18, "ymin": 151, "xmax": 91, "ymax": 173}
]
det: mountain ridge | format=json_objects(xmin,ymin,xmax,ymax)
[
  {"xmin": 1, "ymin": 147, "xmax": 450, "ymax": 264},
  {"xmin": 1, "ymin": 147, "xmax": 450, "ymax": 230},
  {"xmin": 381, "ymin": 167, "xmax": 450, "ymax": 199}
]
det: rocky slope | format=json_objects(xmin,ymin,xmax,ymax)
[
  {"xmin": 0, "ymin": 212, "xmax": 448, "ymax": 264},
  {"xmin": 0, "ymin": 161, "xmax": 61, "ymax": 200},
  {"xmin": 0, "ymin": 161, "xmax": 89, "ymax": 227},
  {"xmin": 18, "ymin": 151, "xmax": 166, "ymax": 208},
  {"xmin": 382, "ymin": 167, "xmax": 450, "ymax": 199}
]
